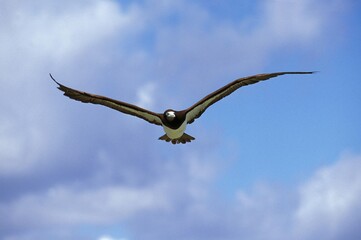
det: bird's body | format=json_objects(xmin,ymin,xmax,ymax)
[
  {"xmin": 163, "ymin": 118, "xmax": 187, "ymax": 139},
  {"xmin": 51, "ymin": 71, "xmax": 314, "ymax": 144}
]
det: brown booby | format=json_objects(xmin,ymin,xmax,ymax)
[{"xmin": 50, "ymin": 71, "xmax": 314, "ymax": 144}]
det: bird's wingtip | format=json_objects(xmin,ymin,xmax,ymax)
[
  {"xmin": 292, "ymin": 71, "xmax": 317, "ymax": 74},
  {"xmin": 302, "ymin": 71, "xmax": 317, "ymax": 74},
  {"xmin": 49, "ymin": 73, "xmax": 61, "ymax": 86}
]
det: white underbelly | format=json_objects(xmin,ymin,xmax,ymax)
[{"xmin": 162, "ymin": 121, "xmax": 187, "ymax": 139}]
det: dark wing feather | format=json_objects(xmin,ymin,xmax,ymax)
[
  {"xmin": 184, "ymin": 71, "xmax": 314, "ymax": 124},
  {"xmin": 50, "ymin": 74, "xmax": 163, "ymax": 126}
]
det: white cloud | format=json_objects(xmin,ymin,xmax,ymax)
[
  {"xmin": 111, "ymin": 152, "xmax": 361, "ymax": 240},
  {"xmin": 0, "ymin": 0, "xmax": 355, "ymax": 240},
  {"xmin": 0, "ymin": 0, "xmax": 142, "ymax": 176},
  {"xmin": 293, "ymin": 153, "xmax": 361, "ymax": 239},
  {"xmin": 98, "ymin": 235, "xmax": 127, "ymax": 240},
  {"xmin": 145, "ymin": 0, "xmax": 345, "ymax": 107},
  {"xmin": 0, "ymin": 118, "xmax": 47, "ymax": 175},
  {"xmin": 234, "ymin": 153, "xmax": 361, "ymax": 240},
  {"xmin": 261, "ymin": 0, "xmax": 322, "ymax": 43},
  {"xmin": 1, "ymin": 184, "xmax": 170, "ymax": 228},
  {"xmin": 0, "ymin": 0, "xmax": 344, "ymax": 175},
  {"xmin": 135, "ymin": 82, "xmax": 157, "ymax": 110},
  {"xmin": 0, "ymin": 0, "xmax": 140, "ymax": 64},
  {"xmin": 0, "ymin": 150, "xmax": 219, "ymax": 240}
]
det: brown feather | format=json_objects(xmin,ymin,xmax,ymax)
[
  {"xmin": 50, "ymin": 74, "xmax": 163, "ymax": 126},
  {"xmin": 184, "ymin": 71, "xmax": 315, "ymax": 124}
]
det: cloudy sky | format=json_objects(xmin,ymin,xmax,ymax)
[{"xmin": 1, "ymin": 0, "xmax": 360, "ymax": 239}]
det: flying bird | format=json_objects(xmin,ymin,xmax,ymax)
[{"xmin": 50, "ymin": 71, "xmax": 314, "ymax": 144}]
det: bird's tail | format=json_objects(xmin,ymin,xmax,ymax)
[{"xmin": 159, "ymin": 133, "xmax": 195, "ymax": 144}]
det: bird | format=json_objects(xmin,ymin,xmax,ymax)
[{"xmin": 50, "ymin": 71, "xmax": 314, "ymax": 144}]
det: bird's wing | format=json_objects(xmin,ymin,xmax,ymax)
[
  {"xmin": 184, "ymin": 71, "xmax": 314, "ymax": 124},
  {"xmin": 50, "ymin": 74, "xmax": 163, "ymax": 126}
]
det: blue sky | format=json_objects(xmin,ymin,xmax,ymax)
[{"xmin": 0, "ymin": 0, "xmax": 360, "ymax": 239}]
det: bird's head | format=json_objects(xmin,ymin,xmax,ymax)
[{"xmin": 164, "ymin": 110, "xmax": 176, "ymax": 122}]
